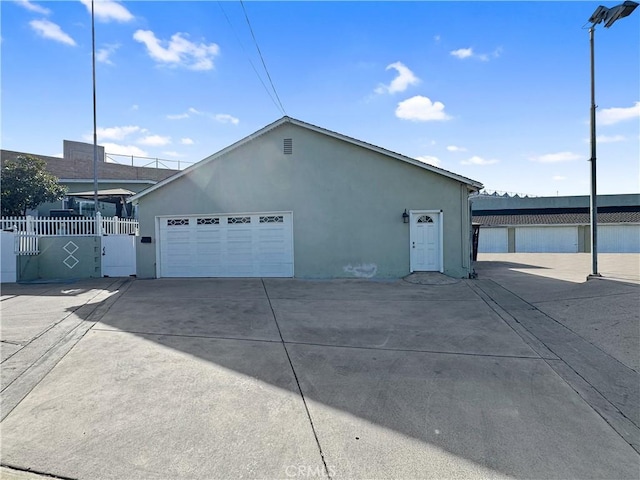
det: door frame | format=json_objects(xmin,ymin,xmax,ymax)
[{"xmin": 409, "ymin": 209, "xmax": 443, "ymax": 273}]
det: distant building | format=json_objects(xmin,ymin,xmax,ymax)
[
  {"xmin": 472, "ymin": 193, "xmax": 640, "ymax": 253},
  {"xmin": 1, "ymin": 141, "xmax": 180, "ymax": 217}
]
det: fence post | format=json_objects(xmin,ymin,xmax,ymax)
[
  {"xmin": 26, "ymin": 215, "xmax": 35, "ymax": 235},
  {"xmin": 96, "ymin": 211, "xmax": 103, "ymax": 236}
]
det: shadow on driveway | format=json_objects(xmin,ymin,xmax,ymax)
[{"xmin": 1, "ymin": 267, "xmax": 639, "ymax": 479}]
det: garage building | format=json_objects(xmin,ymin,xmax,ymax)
[
  {"xmin": 473, "ymin": 193, "xmax": 640, "ymax": 253},
  {"xmin": 130, "ymin": 117, "xmax": 483, "ymax": 279}
]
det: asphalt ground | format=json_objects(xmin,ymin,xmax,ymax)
[{"xmin": 1, "ymin": 253, "xmax": 638, "ymax": 479}]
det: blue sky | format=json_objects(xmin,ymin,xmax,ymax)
[{"xmin": 2, "ymin": 0, "xmax": 639, "ymax": 196}]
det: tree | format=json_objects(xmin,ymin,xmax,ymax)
[{"xmin": 1, "ymin": 155, "xmax": 67, "ymax": 216}]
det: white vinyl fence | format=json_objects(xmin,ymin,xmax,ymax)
[{"xmin": 1, "ymin": 213, "xmax": 139, "ymax": 255}]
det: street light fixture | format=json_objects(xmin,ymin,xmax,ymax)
[{"xmin": 586, "ymin": 1, "xmax": 638, "ymax": 280}]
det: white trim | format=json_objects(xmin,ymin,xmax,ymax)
[
  {"xmin": 130, "ymin": 117, "xmax": 483, "ymax": 204},
  {"xmin": 409, "ymin": 209, "xmax": 444, "ymax": 273},
  {"xmin": 155, "ymin": 216, "xmax": 161, "ymax": 278}
]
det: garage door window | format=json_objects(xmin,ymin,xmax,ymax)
[
  {"xmin": 228, "ymin": 216, "xmax": 251, "ymax": 224},
  {"xmin": 197, "ymin": 218, "xmax": 219, "ymax": 225},
  {"xmin": 167, "ymin": 218, "xmax": 189, "ymax": 226},
  {"xmin": 260, "ymin": 215, "xmax": 284, "ymax": 223}
]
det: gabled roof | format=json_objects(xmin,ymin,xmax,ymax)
[{"xmin": 130, "ymin": 116, "xmax": 483, "ymax": 203}]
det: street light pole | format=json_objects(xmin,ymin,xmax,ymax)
[
  {"xmin": 586, "ymin": 0, "xmax": 638, "ymax": 280},
  {"xmin": 588, "ymin": 25, "xmax": 599, "ymax": 278}
]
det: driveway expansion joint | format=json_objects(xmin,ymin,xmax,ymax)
[
  {"xmin": 281, "ymin": 339, "xmax": 547, "ymax": 360},
  {"xmin": 89, "ymin": 327, "xmax": 283, "ymax": 344},
  {"xmin": 261, "ymin": 279, "xmax": 332, "ymax": 480},
  {"xmin": 1, "ymin": 464, "xmax": 78, "ymax": 480}
]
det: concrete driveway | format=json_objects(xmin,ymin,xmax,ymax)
[{"xmin": 1, "ymin": 256, "xmax": 639, "ymax": 479}]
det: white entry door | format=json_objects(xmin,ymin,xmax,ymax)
[
  {"xmin": 101, "ymin": 235, "xmax": 137, "ymax": 277},
  {"xmin": 410, "ymin": 211, "xmax": 442, "ymax": 272}
]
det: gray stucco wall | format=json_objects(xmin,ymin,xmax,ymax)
[
  {"xmin": 135, "ymin": 123, "xmax": 475, "ymax": 279},
  {"xmin": 18, "ymin": 237, "xmax": 101, "ymax": 281}
]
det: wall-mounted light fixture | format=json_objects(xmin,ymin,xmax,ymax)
[{"xmin": 402, "ymin": 209, "xmax": 409, "ymax": 224}]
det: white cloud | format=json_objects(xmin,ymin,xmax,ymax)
[
  {"xmin": 595, "ymin": 134, "xmax": 626, "ymax": 143},
  {"xmin": 415, "ymin": 155, "xmax": 442, "ymax": 167},
  {"xmin": 53, "ymin": 153, "xmax": 63, "ymax": 158},
  {"xmin": 529, "ymin": 151, "xmax": 581, "ymax": 163},
  {"xmin": 80, "ymin": 0, "xmax": 134, "ymax": 23},
  {"xmin": 461, "ymin": 156, "xmax": 499, "ymax": 166},
  {"xmin": 167, "ymin": 108, "xmax": 229, "ymax": 122},
  {"xmin": 181, "ymin": 138, "xmax": 194, "ymax": 145},
  {"xmin": 451, "ymin": 46, "xmax": 501, "ymax": 61},
  {"xmin": 374, "ymin": 62, "xmax": 420, "ymax": 95},
  {"xmin": 166, "ymin": 113, "xmax": 190, "ymax": 120},
  {"xmin": 29, "ymin": 19, "xmax": 76, "ymax": 46},
  {"xmin": 131, "ymin": 104, "xmax": 139, "ymax": 111},
  {"xmin": 450, "ymin": 48, "xmax": 473, "ymax": 59},
  {"xmin": 552, "ymin": 176, "xmax": 567, "ymax": 181},
  {"xmin": 447, "ymin": 145, "xmax": 467, "ymax": 152},
  {"xmin": 138, "ymin": 135, "xmax": 171, "ymax": 146},
  {"xmin": 96, "ymin": 44, "xmax": 120, "ymax": 65},
  {"xmin": 434, "ymin": 35, "xmax": 441, "ymax": 43},
  {"xmin": 101, "ymin": 143, "xmax": 147, "ymax": 157},
  {"xmin": 598, "ymin": 102, "xmax": 640, "ymax": 126},
  {"xmin": 93, "ymin": 125, "xmax": 142, "ymax": 141},
  {"xmin": 133, "ymin": 30, "xmax": 220, "ymax": 71},
  {"xmin": 214, "ymin": 114, "xmax": 239, "ymax": 125},
  {"xmin": 16, "ymin": 0, "xmax": 50, "ymax": 15},
  {"xmin": 395, "ymin": 96, "xmax": 451, "ymax": 122}
]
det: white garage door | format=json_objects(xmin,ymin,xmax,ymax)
[
  {"xmin": 515, "ymin": 226, "xmax": 578, "ymax": 253},
  {"xmin": 158, "ymin": 212, "xmax": 293, "ymax": 278},
  {"xmin": 599, "ymin": 225, "xmax": 640, "ymax": 253},
  {"xmin": 478, "ymin": 227, "xmax": 508, "ymax": 253}
]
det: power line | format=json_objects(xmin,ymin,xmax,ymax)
[
  {"xmin": 217, "ymin": 2, "xmax": 283, "ymax": 115},
  {"xmin": 239, "ymin": 0, "xmax": 287, "ymax": 116}
]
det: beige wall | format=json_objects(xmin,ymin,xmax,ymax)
[{"xmin": 135, "ymin": 123, "xmax": 475, "ymax": 279}]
